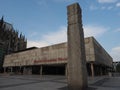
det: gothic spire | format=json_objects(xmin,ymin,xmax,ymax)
[
  {"xmin": 0, "ymin": 16, "xmax": 4, "ymax": 27},
  {"xmin": 1, "ymin": 16, "xmax": 4, "ymax": 21}
]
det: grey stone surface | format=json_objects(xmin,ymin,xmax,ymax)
[
  {"xmin": 0, "ymin": 75, "xmax": 67, "ymax": 90},
  {"xmin": 67, "ymin": 3, "xmax": 88, "ymax": 90},
  {"xmin": 91, "ymin": 77, "xmax": 120, "ymax": 90},
  {"xmin": 0, "ymin": 75, "xmax": 120, "ymax": 90}
]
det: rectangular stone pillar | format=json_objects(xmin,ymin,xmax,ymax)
[
  {"xmin": 23, "ymin": 67, "xmax": 26, "ymax": 74},
  {"xmin": 105, "ymin": 66, "xmax": 108, "ymax": 75},
  {"xmin": 40, "ymin": 66, "xmax": 43, "ymax": 76},
  {"xmin": 4, "ymin": 67, "xmax": 6, "ymax": 73},
  {"xmin": 65, "ymin": 64, "xmax": 68, "ymax": 78},
  {"xmin": 90, "ymin": 62, "xmax": 94, "ymax": 78},
  {"xmin": 10, "ymin": 67, "xmax": 13, "ymax": 74},
  {"xmin": 28, "ymin": 67, "xmax": 32, "ymax": 75},
  {"xmin": 19, "ymin": 66, "xmax": 22, "ymax": 74},
  {"xmin": 11, "ymin": 67, "xmax": 13, "ymax": 72},
  {"xmin": 100, "ymin": 66, "xmax": 103, "ymax": 76},
  {"xmin": 67, "ymin": 3, "xmax": 88, "ymax": 90}
]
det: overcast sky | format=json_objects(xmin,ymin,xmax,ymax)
[{"xmin": 0, "ymin": 0, "xmax": 120, "ymax": 61}]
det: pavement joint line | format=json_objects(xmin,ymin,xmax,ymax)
[
  {"xmin": 0, "ymin": 81, "xmax": 41, "ymax": 89},
  {"xmin": 1, "ymin": 75, "xmax": 120, "ymax": 90},
  {"xmin": 90, "ymin": 78, "xmax": 110, "ymax": 86},
  {"xmin": 0, "ymin": 76, "xmax": 67, "ymax": 89}
]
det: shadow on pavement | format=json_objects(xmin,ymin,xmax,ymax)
[{"xmin": 58, "ymin": 86, "xmax": 96, "ymax": 90}]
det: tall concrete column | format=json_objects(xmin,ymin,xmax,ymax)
[
  {"xmin": 100, "ymin": 66, "xmax": 103, "ymax": 76},
  {"xmin": 23, "ymin": 67, "xmax": 26, "ymax": 74},
  {"xmin": 4, "ymin": 67, "xmax": 6, "ymax": 73},
  {"xmin": 10, "ymin": 67, "xmax": 13, "ymax": 74},
  {"xmin": 105, "ymin": 66, "xmax": 108, "ymax": 75},
  {"xmin": 67, "ymin": 3, "xmax": 88, "ymax": 90},
  {"xmin": 90, "ymin": 62, "xmax": 94, "ymax": 78},
  {"xmin": 11, "ymin": 67, "xmax": 13, "ymax": 72},
  {"xmin": 28, "ymin": 67, "xmax": 32, "ymax": 75},
  {"xmin": 40, "ymin": 66, "xmax": 43, "ymax": 76},
  {"xmin": 65, "ymin": 64, "xmax": 68, "ymax": 77},
  {"xmin": 19, "ymin": 66, "xmax": 22, "ymax": 74}
]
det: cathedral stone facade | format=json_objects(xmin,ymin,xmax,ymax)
[{"xmin": 0, "ymin": 16, "xmax": 27, "ymax": 72}]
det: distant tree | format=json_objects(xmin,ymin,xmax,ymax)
[{"xmin": 116, "ymin": 63, "xmax": 120, "ymax": 73}]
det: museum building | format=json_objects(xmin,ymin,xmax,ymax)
[{"xmin": 3, "ymin": 37, "xmax": 113, "ymax": 77}]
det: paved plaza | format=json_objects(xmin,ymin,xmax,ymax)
[{"xmin": 0, "ymin": 75, "xmax": 120, "ymax": 90}]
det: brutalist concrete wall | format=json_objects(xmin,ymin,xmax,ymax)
[
  {"xmin": 85, "ymin": 37, "xmax": 95, "ymax": 62},
  {"xmin": 3, "ymin": 37, "xmax": 113, "ymax": 67},
  {"xmin": 92, "ymin": 37, "xmax": 113, "ymax": 67},
  {"xmin": 3, "ymin": 43, "xmax": 67, "ymax": 67}
]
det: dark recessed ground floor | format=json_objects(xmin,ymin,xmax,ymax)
[{"xmin": 3, "ymin": 63, "xmax": 113, "ymax": 77}]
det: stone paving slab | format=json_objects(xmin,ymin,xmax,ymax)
[
  {"xmin": 0, "ymin": 75, "xmax": 67, "ymax": 90},
  {"xmin": 0, "ymin": 75, "xmax": 120, "ymax": 90}
]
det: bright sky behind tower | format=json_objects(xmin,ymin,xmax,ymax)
[{"xmin": 0, "ymin": 0, "xmax": 120, "ymax": 61}]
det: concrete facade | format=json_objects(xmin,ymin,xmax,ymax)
[
  {"xmin": 3, "ymin": 43, "xmax": 67, "ymax": 67},
  {"xmin": 67, "ymin": 3, "xmax": 88, "ymax": 89},
  {"xmin": 85, "ymin": 37, "xmax": 112, "ymax": 66},
  {"xmin": 3, "ymin": 37, "xmax": 113, "ymax": 76}
]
